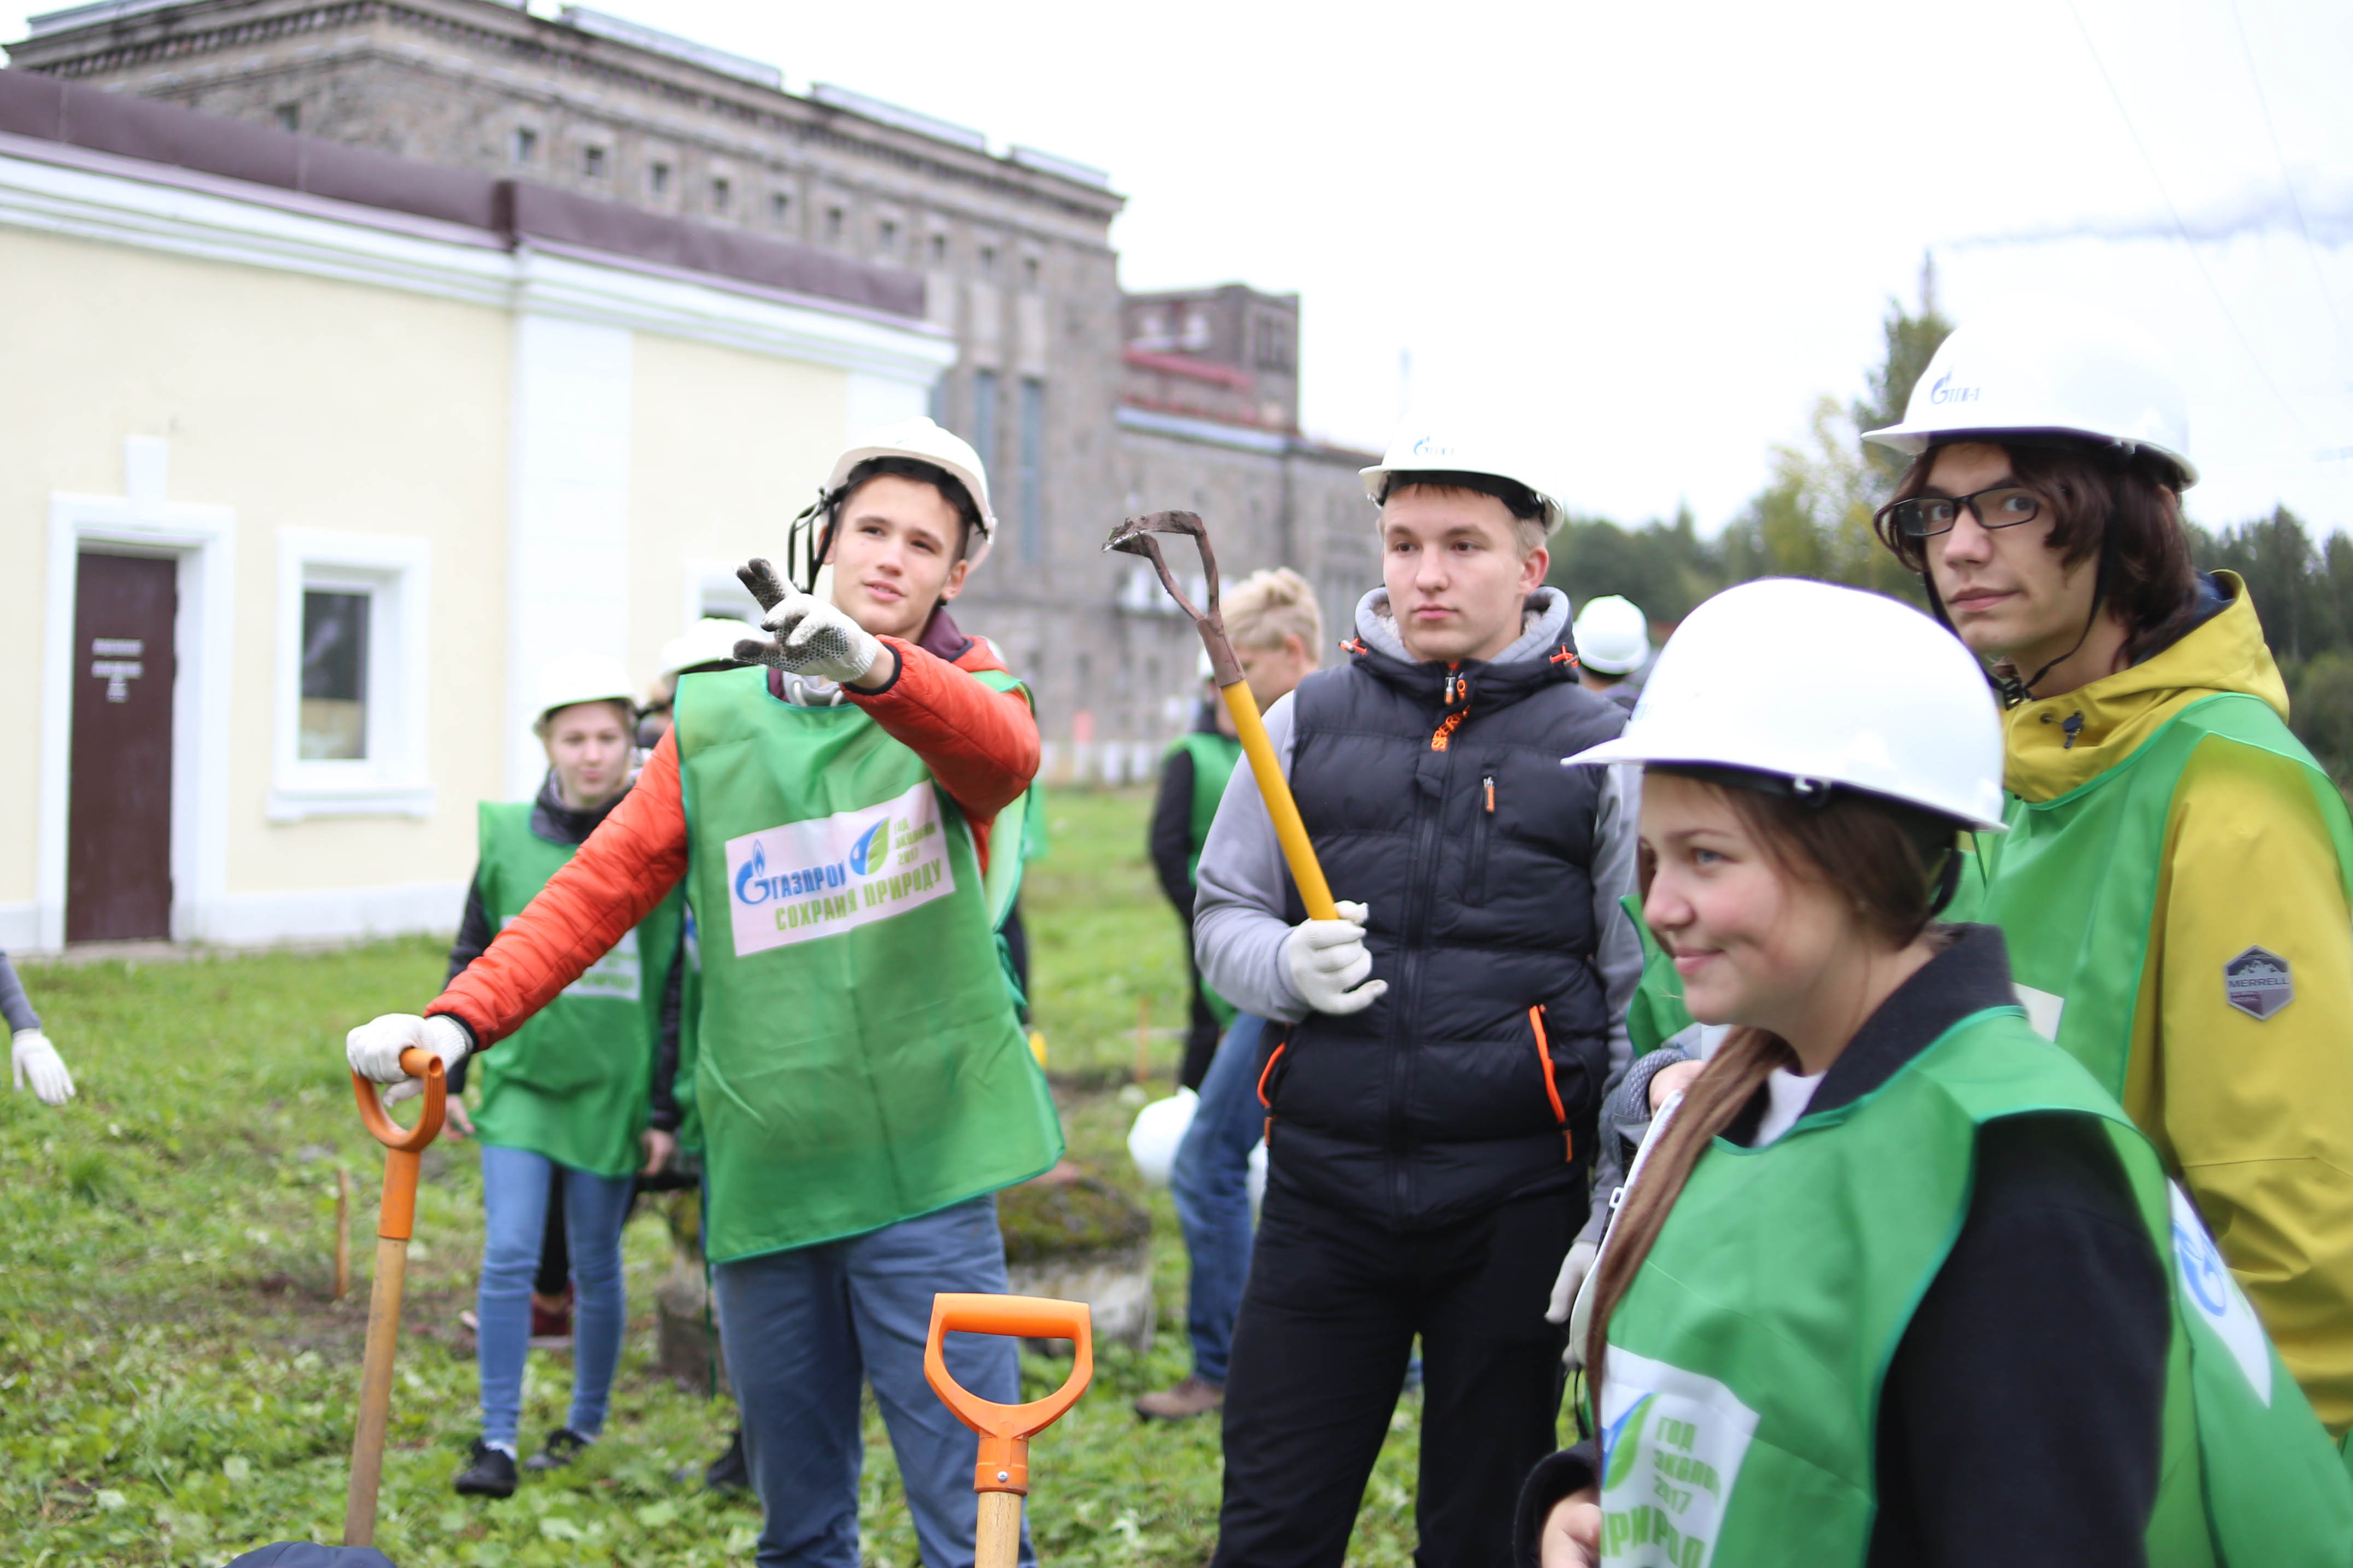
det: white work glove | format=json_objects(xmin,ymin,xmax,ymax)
[
  {"xmin": 11, "ymin": 1029, "xmax": 74, "ymax": 1106},
  {"xmin": 1546, "ymin": 1240, "xmax": 1597, "ymax": 1326},
  {"xmin": 733, "ymin": 558, "xmax": 882, "ymax": 686},
  {"xmin": 1281, "ymin": 900, "xmax": 1387, "ymax": 1015},
  {"xmin": 345, "ymin": 1014, "xmax": 471, "ymax": 1107}
]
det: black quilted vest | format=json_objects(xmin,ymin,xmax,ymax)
[{"xmin": 1263, "ymin": 625, "xmax": 1628, "ymax": 1231}]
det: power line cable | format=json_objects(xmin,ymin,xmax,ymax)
[
  {"xmin": 2064, "ymin": 0, "xmax": 2319, "ymax": 445},
  {"xmin": 2225, "ymin": 0, "xmax": 2353, "ymax": 362}
]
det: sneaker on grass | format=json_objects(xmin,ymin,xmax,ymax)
[
  {"xmin": 453, "ymin": 1439, "xmax": 517, "ymax": 1498},
  {"xmin": 524, "ymin": 1426, "xmax": 593, "ymax": 1472},
  {"xmin": 1134, "ymin": 1375, "xmax": 1225, "ymax": 1422}
]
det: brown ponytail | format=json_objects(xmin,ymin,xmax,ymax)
[{"xmin": 1583, "ymin": 771, "xmax": 1959, "ymax": 1392}]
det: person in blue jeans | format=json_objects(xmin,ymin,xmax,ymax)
[{"xmin": 1141, "ymin": 1013, "xmax": 1267, "ymax": 1419}]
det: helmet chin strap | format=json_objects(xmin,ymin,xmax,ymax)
[{"xmin": 1994, "ymin": 526, "xmax": 2116, "ymax": 708}]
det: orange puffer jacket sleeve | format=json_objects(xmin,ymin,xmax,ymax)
[{"xmin": 430, "ymin": 638, "xmax": 1039, "ymax": 1049}]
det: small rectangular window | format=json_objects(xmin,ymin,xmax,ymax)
[
  {"xmin": 1019, "ymin": 378, "xmax": 1044, "ymax": 563},
  {"xmin": 275, "ymin": 103, "xmax": 300, "ymax": 133},
  {"xmin": 879, "ymin": 218, "xmax": 899, "ymax": 250},
  {"xmin": 771, "ymin": 191, "xmax": 791, "ymax": 222},
  {"xmin": 980, "ymin": 245, "xmax": 998, "ymax": 278},
  {"xmin": 826, "ymin": 205, "xmax": 845, "ymax": 240},
  {"xmin": 1023, "ymin": 255, "xmax": 1040, "ymax": 288},
  {"xmin": 712, "ymin": 177, "xmax": 731, "ymax": 212},
  {"xmin": 583, "ymin": 145, "xmax": 606, "ymax": 178},
  {"xmin": 651, "ymin": 162, "xmax": 672, "ymax": 195},
  {"xmin": 973, "ymin": 368, "xmax": 999, "ymax": 469},
  {"xmin": 300, "ymin": 590, "xmax": 370, "ymax": 761},
  {"xmin": 513, "ymin": 127, "xmax": 538, "ymax": 166},
  {"xmin": 930, "ymin": 233, "xmax": 947, "ymax": 264}
]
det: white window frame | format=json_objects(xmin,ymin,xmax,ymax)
[{"xmin": 270, "ymin": 528, "xmax": 435, "ymax": 822}]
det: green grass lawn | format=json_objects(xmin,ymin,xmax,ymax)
[{"xmin": 0, "ymin": 788, "xmax": 1446, "ymax": 1567}]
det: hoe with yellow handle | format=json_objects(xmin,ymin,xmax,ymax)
[
  {"xmin": 343, "ymin": 1046, "xmax": 448, "ymax": 1548},
  {"xmin": 1104, "ymin": 510, "xmax": 1338, "ymax": 921},
  {"xmin": 924, "ymin": 1294, "xmax": 1095, "ymax": 1568}
]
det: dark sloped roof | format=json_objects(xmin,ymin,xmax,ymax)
[{"xmin": 0, "ymin": 67, "xmax": 927, "ymax": 319}]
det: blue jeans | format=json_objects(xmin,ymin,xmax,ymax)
[
  {"xmin": 476, "ymin": 1143, "xmax": 635, "ymax": 1448},
  {"xmin": 712, "ymin": 1195, "xmax": 1038, "ymax": 1568},
  {"xmin": 1170, "ymin": 1013, "xmax": 1266, "ymax": 1385}
]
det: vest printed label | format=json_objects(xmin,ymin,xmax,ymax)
[
  {"xmin": 2012, "ymin": 983, "xmax": 2065, "ymax": 1042},
  {"xmin": 501, "ymin": 917, "xmax": 642, "ymax": 1002},
  {"xmin": 1597, "ymin": 1348, "xmax": 1758, "ymax": 1567},
  {"xmin": 2222, "ymin": 946, "xmax": 2293, "ymax": 1020},
  {"xmin": 2168, "ymin": 1182, "xmax": 2274, "ymax": 1404},
  {"xmin": 722, "ymin": 779, "xmax": 956, "ymax": 958}
]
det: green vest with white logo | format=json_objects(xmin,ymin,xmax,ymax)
[
  {"xmin": 1957, "ymin": 694, "xmax": 2353, "ymax": 1095},
  {"xmin": 1169, "ymin": 729, "xmax": 1243, "ymax": 1029},
  {"xmin": 673, "ymin": 664, "xmax": 1062, "ymax": 1265},
  {"xmin": 1595, "ymin": 1007, "xmax": 2351, "ymax": 1567},
  {"xmin": 470, "ymin": 799, "xmax": 684, "ymax": 1178}
]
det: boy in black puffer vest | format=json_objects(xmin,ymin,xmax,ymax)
[{"xmin": 1194, "ymin": 424, "xmax": 1643, "ymax": 1568}]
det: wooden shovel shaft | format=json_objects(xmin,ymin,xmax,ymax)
[
  {"xmin": 975, "ymin": 1489, "xmax": 1023, "ymax": 1568},
  {"xmin": 342, "ymin": 1234, "xmax": 408, "ymax": 1547}
]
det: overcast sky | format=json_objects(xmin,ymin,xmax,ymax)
[{"xmin": 10, "ymin": 0, "xmax": 2349, "ymax": 534}]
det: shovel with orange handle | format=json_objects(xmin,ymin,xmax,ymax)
[
  {"xmin": 924, "ymin": 1294, "xmax": 1096, "ymax": 1568},
  {"xmin": 342, "ymin": 1046, "xmax": 448, "ymax": 1548}
]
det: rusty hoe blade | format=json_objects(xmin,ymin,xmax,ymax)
[{"xmin": 1103, "ymin": 510, "xmax": 1242, "ymax": 685}]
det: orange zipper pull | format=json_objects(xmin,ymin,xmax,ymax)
[{"xmin": 1483, "ymin": 776, "xmax": 1495, "ymax": 813}]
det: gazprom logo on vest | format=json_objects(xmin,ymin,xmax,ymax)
[{"xmin": 722, "ymin": 780, "xmax": 957, "ymax": 958}]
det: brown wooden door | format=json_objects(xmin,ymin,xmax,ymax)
[{"xmin": 67, "ymin": 553, "xmax": 177, "ymax": 943}]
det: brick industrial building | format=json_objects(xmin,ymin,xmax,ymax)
[{"xmin": 10, "ymin": 0, "xmax": 1380, "ymax": 780}]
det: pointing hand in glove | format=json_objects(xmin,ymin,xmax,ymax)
[
  {"xmin": 1282, "ymin": 899, "xmax": 1388, "ymax": 1016},
  {"xmin": 346, "ymin": 1014, "xmax": 472, "ymax": 1107},
  {"xmin": 734, "ymin": 558, "xmax": 891, "ymax": 690},
  {"xmin": 11, "ymin": 1029, "xmax": 74, "ymax": 1106}
]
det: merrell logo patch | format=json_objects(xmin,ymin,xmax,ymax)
[{"xmin": 2223, "ymin": 947, "xmax": 2292, "ymax": 1021}]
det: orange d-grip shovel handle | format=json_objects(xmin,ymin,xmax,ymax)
[
  {"xmin": 924, "ymin": 1293, "xmax": 1093, "ymax": 1496},
  {"xmin": 349, "ymin": 1046, "xmax": 445, "ymax": 1241}
]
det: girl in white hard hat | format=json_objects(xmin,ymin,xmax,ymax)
[
  {"xmin": 442, "ymin": 652, "xmax": 688, "ymax": 1498},
  {"xmin": 1862, "ymin": 300, "xmax": 2353, "ymax": 1448},
  {"xmin": 1524, "ymin": 578, "xmax": 2347, "ymax": 1567}
]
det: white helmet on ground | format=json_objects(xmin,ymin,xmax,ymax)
[
  {"xmin": 532, "ymin": 651, "xmax": 635, "ymax": 727},
  {"xmin": 1564, "ymin": 578, "xmax": 2006, "ymax": 831},
  {"xmin": 1572, "ymin": 595, "xmax": 1650, "ymax": 675},
  {"xmin": 1359, "ymin": 416, "xmax": 1570, "ymax": 535},
  {"xmin": 1862, "ymin": 299, "xmax": 2196, "ymax": 488},
  {"xmin": 658, "ymin": 618, "xmax": 758, "ymax": 681},
  {"xmin": 823, "ymin": 415, "xmax": 998, "ymax": 567}
]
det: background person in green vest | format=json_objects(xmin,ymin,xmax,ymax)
[
  {"xmin": 346, "ymin": 418, "xmax": 1058, "ymax": 1568},
  {"xmin": 1137, "ymin": 568, "xmax": 1322, "ymax": 1423},
  {"xmin": 1858, "ymin": 299, "xmax": 2353, "ymax": 1446},
  {"xmin": 443, "ymin": 653, "xmax": 688, "ymax": 1499},
  {"xmin": 1529, "ymin": 579, "xmax": 2348, "ymax": 1568}
]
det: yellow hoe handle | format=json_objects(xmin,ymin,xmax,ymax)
[{"xmin": 1220, "ymin": 680, "xmax": 1338, "ymax": 922}]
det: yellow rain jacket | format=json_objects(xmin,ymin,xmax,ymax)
[{"xmin": 2002, "ymin": 572, "xmax": 2353, "ymax": 1435}]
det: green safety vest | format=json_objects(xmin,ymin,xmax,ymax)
[
  {"xmin": 469, "ymin": 800, "xmax": 685, "ymax": 1178},
  {"xmin": 1169, "ymin": 729, "xmax": 1243, "ymax": 1030},
  {"xmin": 673, "ymin": 665, "xmax": 1062, "ymax": 1265},
  {"xmin": 1958, "ymin": 694, "xmax": 2353, "ymax": 1095},
  {"xmin": 1596, "ymin": 1007, "xmax": 2352, "ymax": 1567},
  {"xmin": 674, "ymin": 909, "xmax": 705, "ymax": 1154}
]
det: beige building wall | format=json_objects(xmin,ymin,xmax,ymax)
[
  {"xmin": 624, "ymin": 333, "xmax": 848, "ymax": 682},
  {"xmin": 0, "ymin": 225, "xmax": 512, "ymax": 908}
]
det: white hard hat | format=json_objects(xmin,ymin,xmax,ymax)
[
  {"xmin": 825, "ymin": 415, "xmax": 998, "ymax": 567},
  {"xmin": 1564, "ymin": 579, "xmax": 2006, "ymax": 831},
  {"xmin": 1572, "ymin": 595, "xmax": 1650, "ymax": 675},
  {"xmin": 658, "ymin": 617, "xmax": 758, "ymax": 681},
  {"xmin": 1360, "ymin": 416, "xmax": 1568, "ymax": 535},
  {"xmin": 1127, "ymin": 1089, "xmax": 1198, "ymax": 1188},
  {"xmin": 1862, "ymin": 299, "xmax": 2196, "ymax": 488},
  {"xmin": 532, "ymin": 650, "xmax": 635, "ymax": 726}
]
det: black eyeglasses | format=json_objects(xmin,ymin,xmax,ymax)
[{"xmin": 1875, "ymin": 485, "xmax": 2044, "ymax": 540}]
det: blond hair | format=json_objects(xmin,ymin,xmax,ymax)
[{"xmin": 1224, "ymin": 567, "xmax": 1324, "ymax": 653}]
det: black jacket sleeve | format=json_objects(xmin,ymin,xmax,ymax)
[
  {"xmin": 647, "ymin": 926, "xmax": 686, "ymax": 1134},
  {"xmin": 1870, "ymin": 1114, "xmax": 2167, "ymax": 1567},
  {"xmin": 1149, "ymin": 748, "xmax": 1199, "ymax": 921},
  {"xmin": 444, "ymin": 868, "xmax": 493, "ymax": 1095}
]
